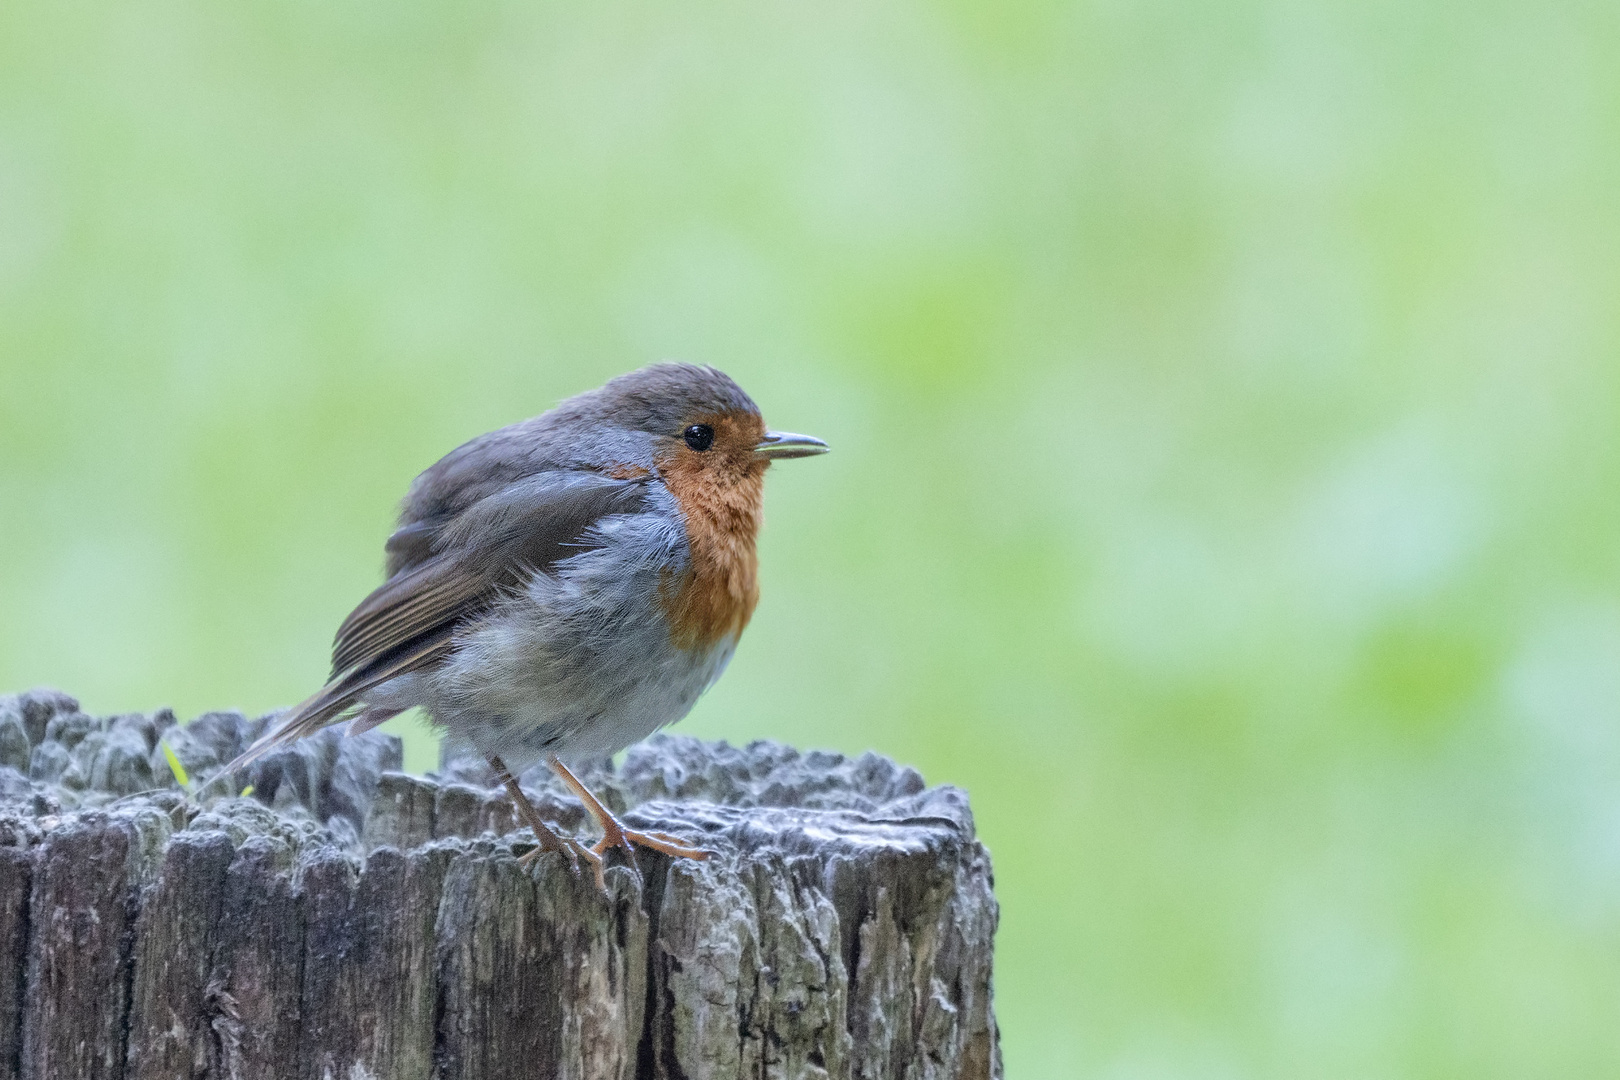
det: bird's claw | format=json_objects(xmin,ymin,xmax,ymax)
[
  {"xmin": 538, "ymin": 757, "xmax": 710, "ymax": 887},
  {"xmin": 593, "ymin": 822, "xmax": 712, "ymax": 864},
  {"xmin": 518, "ymin": 832, "xmax": 603, "ymax": 887}
]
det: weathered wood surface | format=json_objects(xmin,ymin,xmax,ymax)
[{"xmin": 0, "ymin": 689, "xmax": 1000, "ymax": 1079}]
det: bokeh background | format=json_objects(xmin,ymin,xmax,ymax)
[{"xmin": 3, "ymin": 1, "xmax": 1618, "ymax": 1076}]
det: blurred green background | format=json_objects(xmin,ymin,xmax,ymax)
[{"xmin": 3, "ymin": 1, "xmax": 1618, "ymax": 1075}]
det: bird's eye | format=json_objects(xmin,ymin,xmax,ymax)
[{"xmin": 683, "ymin": 424, "xmax": 715, "ymax": 452}]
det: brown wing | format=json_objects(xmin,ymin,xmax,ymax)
[
  {"xmin": 328, "ymin": 555, "xmax": 489, "ymax": 676},
  {"xmin": 224, "ymin": 471, "xmax": 648, "ymax": 772}
]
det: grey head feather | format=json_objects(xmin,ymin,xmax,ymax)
[
  {"xmin": 554, "ymin": 362, "xmax": 760, "ymax": 434},
  {"xmin": 387, "ymin": 363, "xmax": 758, "ymax": 576}
]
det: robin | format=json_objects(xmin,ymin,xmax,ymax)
[{"xmin": 225, "ymin": 363, "xmax": 827, "ymax": 882}]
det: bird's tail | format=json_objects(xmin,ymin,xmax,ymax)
[
  {"xmin": 216, "ymin": 685, "xmax": 359, "ymax": 780},
  {"xmin": 214, "ymin": 630, "xmax": 453, "ymax": 785}
]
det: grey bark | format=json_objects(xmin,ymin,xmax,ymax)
[{"xmin": 0, "ymin": 689, "xmax": 999, "ymax": 1080}]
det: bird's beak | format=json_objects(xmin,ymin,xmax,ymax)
[{"xmin": 754, "ymin": 430, "xmax": 829, "ymax": 460}]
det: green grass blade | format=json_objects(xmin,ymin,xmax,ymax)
[{"xmin": 160, "ymin": 739, "xmax": 191, "ymax": 790}]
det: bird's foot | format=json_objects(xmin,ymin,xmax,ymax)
[
  {"xmin": 490, "ymin": 752, "xmax": 605, "ymax": 885},
  {"xmin": 592, "ymin": 816, "xmax": 712, "ymax": 866},
  {"xmin": 541, "ymin": 755, "xmax": 710, "ymax": 884},
  {"xmin": 517, "ymin": 831, "xmax": 605, "ymax": 886}
]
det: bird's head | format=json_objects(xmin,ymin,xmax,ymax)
[{"xmin": 589, "ymin": 363, "xmax": 827, "ymax": 489}]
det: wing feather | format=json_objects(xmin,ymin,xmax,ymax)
[
  {"xmin": 331, "ymin": 471, "xmax": 645, "ymax": 677},
  {"xmin": 218, "ymin": 470, "xmax": 650, "ymax": 777},
  {"xmin": 329, "ymin": 558, "xmax": 487, "ymax": 675}
]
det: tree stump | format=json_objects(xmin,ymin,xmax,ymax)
[{"xmin": 0, "ymin": 689, "xmax": 1000, "ymax": 1079}]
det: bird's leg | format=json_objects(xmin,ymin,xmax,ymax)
[
  {"xmin": 547, "ymin": 755, "xmax": 712, "ymax": 864},
  {"xmin": 487, "ymin": 754, "xmax": 601, "ymax": 884}
]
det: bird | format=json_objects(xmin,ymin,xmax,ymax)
[{"xmin": 224, "ymin": 363, "xmax": 827, "ymax": 882}]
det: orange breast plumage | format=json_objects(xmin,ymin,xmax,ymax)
[{"xmin": 655, "ymin": 411, "xmax": 768, "ymax": 650}]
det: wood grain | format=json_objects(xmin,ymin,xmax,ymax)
[{"xmin": 0, "ymin": 689, "xmax": 1000, "ymax": 1080}]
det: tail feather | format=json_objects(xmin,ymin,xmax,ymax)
[
  {"xmin": 220, "ymin": 686, "xmax": 360, "ymax": 777},
  {"xmin": 347, "ymin": 705, "xmax": 406, "ymax": 736},
  {"xmin": 218, "ymin": 630, "xmax": 454, "ymax": 779}
]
